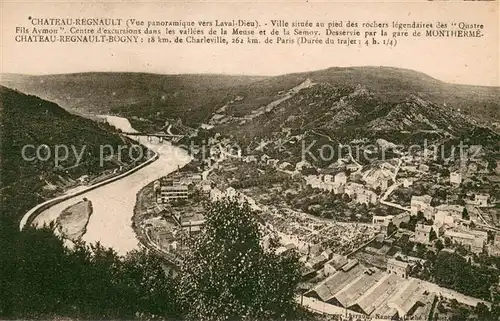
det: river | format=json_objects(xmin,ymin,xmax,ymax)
[{"xmin": 32, "ymin": 116, "xmax": 191, "ymax": 255}]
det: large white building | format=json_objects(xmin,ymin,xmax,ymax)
[
  {"xmin": 474, "ymin": 194, "xmax": 490, "ymax": 207},
  {"xmin": 434, "ymin": 211, "xmax": 455, "ymax": 228},
  {"xmin": 435, "ymin": 204, "xmax": 464, "ymax": 223},
  {"xmin": 157, "ymin": 185, "xmax": 189, "ymax": 203},
  {"xmin": 410, "ymin": 195, "xmax": 433, "ymax": 218},
  {"xmin": 372, "ymin": 213, "xmax": 410, "ymax": 230},
  {"xmin": 345, "ymin": 183, "xmax": 377, "ymax": 205}
]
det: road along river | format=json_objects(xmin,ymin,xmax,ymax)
[{"xmin": 31, "ymin": 116, "xmax": 192, "ymax": 255}]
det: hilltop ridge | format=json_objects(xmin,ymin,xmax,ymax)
[
  {"xmin": 1, "ymin": 67, "xmax": 499, "ymax": 127},
  {"xmin": 0, "ymin": 85, "xmax": 145, "ymax": 226}
]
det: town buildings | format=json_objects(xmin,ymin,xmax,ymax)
[
  {"xmin": 154, "ymin": 177, "xmax": 190, "ymax": 204},
  {"xmin": 364, "ymin": 168, "xmax": 393, "ymax": 191},
  {"xmin": 434, "ymin": 211, "xmax": 455, "ymax": 228},
  {"xmin": 403, "ymin": 178, "xmax": 413, "ymax": 188},
  {"xmin": 373, "ymin": 215, "xmax": 393, "ymax": 228},
  {"xmin": 372, "ymin": 213, "xmax": 410, "ymax": 231},
  {"xmin": 387, "ymin": 258, "xmax": 410, "ymax": 278},
  {"xmin": 324, "ymin": 254, "xmax": 349, "ymax": 276},
  {"xmin": 435, "ymin": 204, "xmax": 464, "ymax": 220},
  {"xmin": 444, "ymin": 229, "xmax": 487, "ymax": 254},
  {"xmin": 474, "ymin": 194, "xmax": 490, "ymax": 207},
  {"xmin": 450, "ymin": 171, "xmax": 462, "ymax": 185},
  {"xmin": 410, "ymin": 195, "xmax": 433, "ymax": 218},
  {"xmin": 346, "ymin": 163, "xmax": 359, "ymax": 172},
  {"xmin": 345, "ymin": 182, "xmax": 377, "ymax": 205},
  {"xmin": 418, "ymin": 164, "xmax": 430, "ymax": 172},
  {"xmin": 355, "ymin": 190, "xmax": 378, "ymax": 205},
  {"xmin": 414, "ymin": 224, "xmax": 432, "ymax": 245},
  {"xmin": 488, "ymin": 234, "xmax": 500, "ymax": 256},
  {"xmin": 306, "ymin": 249, "xmax": 333, "ymax": 269},
  {"xmin": 306, "ymin": 261, "xmax": 433, "ymax": 319},
  {"xmin": 157, "ymin": 185, "xmax": 188, "ymax": 203}
]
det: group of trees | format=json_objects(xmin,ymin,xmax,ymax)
[
  {"xmin": 410, "ymin": 253, "xmax": 500, "ymax": 320},
  {"xmin": 1, "ymin": 199, "xmax": 304, "ymax": 320},
  {"xmin": 1, "ymin": 224, "xmax": 180, "ymax": 319},
  {"xmin": 285, "ymin": 186, "xmax": 375, "ymax": 222},
  {"xmin": 178, "ymin": 199, "xmax": 304, "ymax": 321},
  {"xmin": 399, "ymin": 211, "xmax": 433, "ymax": 232},
  {"xmin": 433, "ymin": 252, "xmax": 498, "ymax": 301},
  {"xmin": 230, "ymin": 172, "xmax": 290, "ymax": 190}
]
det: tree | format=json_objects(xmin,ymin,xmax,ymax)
[
  {"xmin": 475, "ymin": 302, "xmax": 491, "ymax": 321},
  {"xmin": 437, "ymin": 301, "xmax": 446, "ymax": 313},
  {"xmin": 491, "ymin": 302, "xmax": 500, "ymax": 321},
  {"xmin": 435, "ymin": 239, "xmax": 444, "ymax": 252},
  {"xmin": 451, "ymin": 306, "xmax": 470, "ymax": 321},
  {"xmin": 444, "ymin": 236, "xmax": 452, "ymax": 248},
  {"xmin": 462, "ymin": 207, "xmax": 470, "ymax": 220},
  {"xmin": 430, "ymin": 228, "xmax": 437, "ymax": 241},
  {"xmin": 425, "ymin": 250, "xmax": 437, "ymax": 262},
  {"xmin": 178, "ymin": 198, "xmax": 302, "ymax": 321},
  {"xmin": 415, "ymin": 243, "xmax": 427, "ymax": 258}
]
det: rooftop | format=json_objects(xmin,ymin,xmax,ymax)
[
  {"xmin": 161, "ymin": 185, "xmax": 188, "ymax": 191},
  {"xmin": 372, "ymin": 303, "xmax": 398, "ymax": 319},
  {"xmin": 364, "ymin": 168, "xmax": 393, "ymax": 181},
  {"xmin": 348, "ymin": 273, "xmax": 403, "ymax": 315},
  {"xmin": 411, "ymin": 292, "xmax": 437, "ymax": 321},
  {"xmin": 435, "ymin": 204, "xmax": 464, "ymax": 212},
  {"xmin": 415, "ymin": 224, "xmax": 432, "ymax": 233},
  {"xmin": 332, "ymin": 269, "xmax": 385, "ymax": 308},
  {"xmin": 444, "ymin": 230, "xmax": 475, "ymax": 240},
  {"xmin": 476, "ymin": 193, "xmax": 490, "ymax": 199},
  {"xmin": 342, "ymin": 259, "xmax": 359, "ymax": 272},
  {"xmin": 325, "ymin": 254, "xmax": 349, "ymax": 270},
  {"xmin": 387, "ymin": 258, "xmax": 410, "ymax": 269},
  {"xmin": 387, "ymin": 279, "xmax": 425, "ymax": 317},
  {"xmin": 470, "ymin": 229, "xmax": 488, "ymax": 238},
  {"xmin": 411, "ymin": 195, "xmax": 432, "ymax": 204},
  {"xmin": 307, "ymin": 264, "xmax": 365, "ymax": 302}
]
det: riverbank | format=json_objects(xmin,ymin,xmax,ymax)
[
  {"xmin": 22, "ymin": 115, "xmax": 192, "ymax": 255},
  {"xmin": 19, "ymin": 149, "xmax": 159, "ymax": 232},
  {"xmin": 131, "ymin": 165, "xmax": 205, "ymax": 260},
  {"xmin": 132, "ymin": 180, "xmax": 157, "ymax": 251}
]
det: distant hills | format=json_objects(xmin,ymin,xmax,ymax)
[
  {"xmin": 217, "ymin": 80, "xmax": 482, "ymax": 140},
  {"xmin": 0, "ymin": 73, "xmax": 266, "ymax": 126},
  {"xmin": 222, "ymin": 67, "xmax": 500, "ymax": 125},
  {"xmin": 1, "ymin": 67, "xmax": 499, "ymax": 128},
  {"xmin": 1, "ymin": 67, "xmax": 499, "ymax": 166},
  {"xmin": 0, "ymin": 86, "xmax": 143, "ymax": 226}
]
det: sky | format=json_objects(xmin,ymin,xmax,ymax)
[{"xmin": 1, "ymin": 1, "xmax": 499, "ymax": 86}]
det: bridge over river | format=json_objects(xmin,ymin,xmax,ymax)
[{"xmin": 30, "ymin": 116, "xmax": 192, "ymax": 255}]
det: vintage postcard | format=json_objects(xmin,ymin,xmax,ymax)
[{"xmin": 0, "ymin": 1, "xmax": 499, "ymax": 320}]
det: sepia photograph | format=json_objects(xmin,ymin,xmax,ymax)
[{"xmin": 0, "ymin": 1, "xmax": 499, "ymax": 320}]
